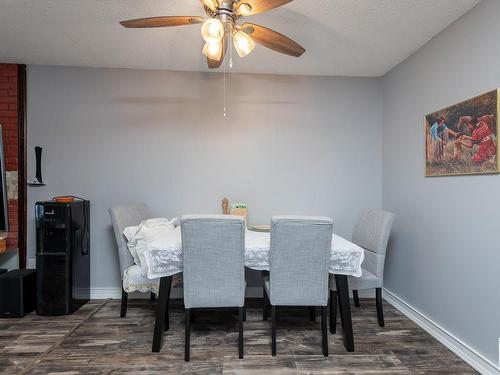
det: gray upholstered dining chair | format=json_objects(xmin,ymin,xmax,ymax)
[
  {"xmin": 330, "ymin": 209, "xmax": 395, "ymax": 333},
  {"xmin": 262, "ymin": 216, "xmax": 333, "ymax": 357},
  {"xmin": 181, "ymin": 215, "xmax": 246, "ymax": 362},
  {"xmin": 109, "ymin": 204, "xmax": 159, "ymax": 318}
]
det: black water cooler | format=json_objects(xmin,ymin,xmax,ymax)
[{"xmin": 36, "ymin": 200, "xmax": 90, "ymax": 315}]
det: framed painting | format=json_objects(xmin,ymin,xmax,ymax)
[{"xmin": 425, "ymin": 89, "xmax": 500, "ymax": 177}]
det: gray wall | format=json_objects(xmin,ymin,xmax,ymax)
[
  {"xmin": 27, "ymin": 66, "xmax": 382, "ymax": 294},
  {"xmin": 382, "ymin": 0, "xmax": 500, "ymax": 366}
]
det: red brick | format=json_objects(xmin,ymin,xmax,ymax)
[
  {"xmin": 0, "ymin": 71, "xmax": 16, "ymax": 77},
  {"xmin": 0, "ymin": 86, "xmax": 14, "ymax": 93},
  {"xmin": 0, "ymin": 64, "xmax": 17, "ymax": 71},
  {"xmin": 0, "ymin": 96, "xmax": 16, "ymax": 103}
]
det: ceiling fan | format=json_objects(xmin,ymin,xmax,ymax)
[{"xmin": 120, "ymin": 0, "xmax": 305, "ymax": 69}]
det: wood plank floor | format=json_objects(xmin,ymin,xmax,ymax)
[{"xmin": 0, "ymin": 298, "xmax": 477, "ymax": 374}]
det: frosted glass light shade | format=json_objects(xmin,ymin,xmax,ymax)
[
  {"xmin": 233, "ymin": 30, "xmax": 255, "ymax": 57},
  {"xmin": 237, "ymin": 3, "xmax": 252, "ymax": 15},
  {"xmin": 202, "ymin": 41, "xmax": 223, "ymax": 60},
  {"xmin": 201, "ymin": 18, "xmax": 224, "ymax": 44}
]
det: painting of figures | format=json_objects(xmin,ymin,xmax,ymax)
[{"xmin": 425, "ymin": 89, "xmax": 500, "ymax": 176}]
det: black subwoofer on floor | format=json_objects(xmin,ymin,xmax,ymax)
[{"xmin": 0, "ymin": 269, "xmax": 37, "ymax": 318}]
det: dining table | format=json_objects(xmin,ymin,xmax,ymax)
[{"xmin": 135, "ymin": 227, "xmax": 364, "ymax": 353}]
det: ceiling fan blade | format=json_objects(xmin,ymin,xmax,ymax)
[
  {"xmin": 237, "ymin": 0, "xmax": 293, "ymax": 16},
  {"xmin": 120, "ymin": 16, "xmax": 204, "ymax": 28},
  {"xmin": 207, "ymin": 36, "xmax": 228, "ymax": 69},
  {"xmin": 241, "ymin": 23, "xmax": 305, "ymax": 57}
]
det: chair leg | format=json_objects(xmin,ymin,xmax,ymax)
[
  {"xmin": 185, "ymin": 309, "xmax": 191, "ymax": 362},
  {"xmin": 321, "ymin": 306, "xmax": 328, "ymax": 357},
  {"xmin": 263, "ymin": 287, "xmax": 269, "ymax": 321},
  {"xmin": 152, "ymin": 276, "xmax": 172, "ymax": 352},
  {"xmin": 239, "ymin": 306, "xmax": 244, "ymax": 359},
  {"xmin": 353, "ymin": 290, "xmax": 360, "ymax": 307},
  {"xmin": 243, "ymin": 306, "xmax": 247, "ymax": 322},
  {"xmin": 309, "ymin": 306, "xmax": 316, "ymax": 322},
  {"xmin": 329, "ymin": 290, "xmax": 337, "ymax": 334},
  {"xmin": 150, "ymin": 292, "xmax": 156, "ymax": 302},
  {"xmin": 120, "ymin": 288, "xmax": 128, "ymax": 318},
  {"xmin": 376, "ymin": 288, "xmax": 385, "ymax": 327},
  {"xmin": 271, "ymin": 305, "xmax": 277, "ymax": 356},
  {"xmin": 164, "ymin": 277, "xmax": 173, "ymax": 331}
]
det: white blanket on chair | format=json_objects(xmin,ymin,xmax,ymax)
[{"xmin": 123, "ymin": 217, "xmax": 179, "ymax": 277}]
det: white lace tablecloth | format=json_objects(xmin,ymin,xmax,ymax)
[{"xmin": 139, "ymin": 227, "xmax": 364, "ymax": 280}]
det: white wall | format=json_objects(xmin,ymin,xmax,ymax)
[
  {"xmin": 383, "ymin": 0, "xmax": 500, "ymax": 367},
  {"xmin": 27, "ymin": 66, "xmax": 382, "ymax": 292}
]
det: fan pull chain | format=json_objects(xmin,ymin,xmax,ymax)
[{"xmin": 223, "ymin": 34, "xmax": 227, "ymax": 118}]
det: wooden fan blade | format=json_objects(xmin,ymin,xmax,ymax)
[
  {"xmin": 120, "ymin": 16, "xmax": 204, "ymax": 28},
  {"xmin": 237, "ymin": 0, "xmax": 293, "ymax": 16},
  {"xmin": 207, "ymin": 36, "xmax": 228, "ymax": 69},
  {"xmin": 241, "ymin": 23, "xmax": 305, "ymax": 57}
]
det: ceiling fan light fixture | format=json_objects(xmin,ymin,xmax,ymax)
[
  {"xmin": 203, "ymin": 41, "xmax": 223, "ymax": 60},
  {"xmin": 233, "ymin": 30, "xmax": 255, "ymax": 57},
  {"xmin": 237, "ymin": 3, "xmax": 253, "ymax": 16},
  {"xmin": 202, "ymin": 0, "xmax": 218, "ymax": 11},
  {"xmin": 201, "ymin": 18, "xmax": 224, "ymax": 44}
]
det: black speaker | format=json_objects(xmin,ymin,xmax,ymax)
[{"xmin": 0, "ymin": 269, "xmax": 37, "ymax": 318}]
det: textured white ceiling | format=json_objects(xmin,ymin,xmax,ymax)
[{"xmin": 0, "ymin": 0, "xmax": 480, "ymax": 76}]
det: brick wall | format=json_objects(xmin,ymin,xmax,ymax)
[{"xmin": 0, "ymin": 64, "xmax": 19, "ymax": 250}]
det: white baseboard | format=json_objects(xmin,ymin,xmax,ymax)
[{"xmin": 384, "ymin": 289, "xmax": 500, "ymax": 375}]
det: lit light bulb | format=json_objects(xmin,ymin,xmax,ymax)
[
  {"xmin": 202, "ymin": 41, "xmax": 223, "ymax": 60},
  {"xmin": 233, "ymin": 30, "xmax": 255, "ymax": 57},
  {"xmin": 201, "ymin": 19, "xmax": 224, "ymax": 44},
  {"xmin": 237, "ymin": 3, "xmax": 252, "ymax": 16}
]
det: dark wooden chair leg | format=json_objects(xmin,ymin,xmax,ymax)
[
  {"xmin": 163, "ymin": 277, "xmax": 173, "ymax": 331},
  {"xmin": 152, "ymin": 276, "xmax": 172, "ymax": 352},
  {"xmin": 335, "ymin": 275, "xmax": 354, "ymax": 352},
  {"xmin": 338, "ymin": 290, "xmax": 345, "ymax": 331},
  {"xmin": 185, "ymin": 309, "xmax": 191, "ymax": 362},
  {"xmin": 376, "ymin": 287, "xmax": 385, "ymax": 327},
  {"xmin": 271, "ymin": 305, "xmax": 277, "ymax": 356},
  {"xmin": 263, "ymin": 287, "xmax": 269, "ymax": 321},
  {"xmin": 329, "ymin": 290, "xmax": 337, "ymax": 334},
  {"xmin": 150, "ymin": 292, "xmax": 156, "ymax": 302},
  {"xmin": 120, "ymin": 288, "xmax": 128, "ymax": 318},
  {"xmin": 321, "ymin": 306, "xmax": 328, "ymax": 357},
  {"xmin": 309, "ymin": 306, "xmax": 316, "ymax": 321},
  {"xmin": 353, "ymin": 290, "xmax": 360, "ymax": 307},
  {"xmin": 239, "ymin": 306, "xmax": 244, "ymax": 359}
]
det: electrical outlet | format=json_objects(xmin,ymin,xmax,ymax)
[{"xmin": 27, "ymin": 258, "xmax": 36, "ymax": 269}]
